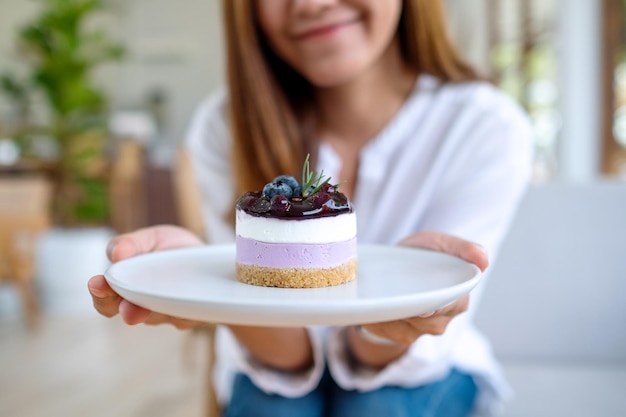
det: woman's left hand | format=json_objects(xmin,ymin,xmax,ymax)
[{"xmin": 347, "ymin": 231, "xmax": 489, "ymax": 367}]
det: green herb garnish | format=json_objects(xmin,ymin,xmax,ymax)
[
  {"xmin": 300, "ymin": 153, "xmax": 346, "ymax": 197},
  {"xmin": 301, "ymin": 153, "xmax": 331, "ymax": 197}
]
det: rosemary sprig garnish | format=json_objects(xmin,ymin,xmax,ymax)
[{"xmin": 301, "ymin": 153, "xmax": 330, "ymax": 197}]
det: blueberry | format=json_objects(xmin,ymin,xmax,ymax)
[
  {"xmin": 263, "ymin": 182, "xmax": 293, "ymax": 199},
  {"xmin": 305, "ymin": 192, "xmax": 331, "ymax": 209},
  {"xmin": 249, "ymin": 197, "xmax": 271, "ymax": 214},
  {"xmin": 273, "ymin": 175, "xmax": 299, "ymax": 191},
  {"xmin": 332, "ymin": 193, "xmax": 348, "ymax": 207},
  {"xmin": 236, "ymin": 194, "xmax": 257, "ymax": 210},
  {"xmin": 293, "ymin": 185, "xmax": 302, "ymax": 197},
  {"xmin": 320, "ymin": 182, "xmax": 335, "ymax": 193},
  {"xmin": 270, "ymin": 194, "xmax": 291, "ymax": 216},
  {"xmin": 236, "ymin": 192, "xmax": 259, "ymax": 209}
]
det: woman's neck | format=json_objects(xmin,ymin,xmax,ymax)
[{"xmin": 313, "ymin": 39, "xmax": 418, "ymax": 150}]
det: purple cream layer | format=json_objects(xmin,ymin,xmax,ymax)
[{"xmin": 236, "ymin": 236, "xmax": 357, "ymax": 269}]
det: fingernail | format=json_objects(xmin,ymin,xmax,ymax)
[
  {"xmin": 90, "ymin": 286, "xmax": 107, "ymax": 298},
  {"xmin": 88, "ymin": 278, "xmax": 108, "ymax": 298},
  {"xmin": 418, "ymin": 311, "xmax": 436, "ymax": 318},
  {"xmin": 106, "ymin": 241, "xmax": 117, "ymax": 260}
]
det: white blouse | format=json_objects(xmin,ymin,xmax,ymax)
[{"xmin": 185, "ymin": 74, "xmax": 534, "ymax": 416}]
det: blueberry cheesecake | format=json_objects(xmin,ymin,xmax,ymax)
[{"xmin": 235, "ymin": 155, "xmax": 357, "ymax": 288}]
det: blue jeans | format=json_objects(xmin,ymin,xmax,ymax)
[{"xmin": 223, "ymin": 368, "xmax": 477, "ymax": 417}]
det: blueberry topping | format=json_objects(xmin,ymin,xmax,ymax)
[
  {"xmin": 263, "ymin": 182, "xmax": 293, "ymax": 199},
  {"xmin": 249, "ymin": 197, "xmax": 271, "ymax": 214},
  {"xmin": 320, "ymin": 182, "xmax": 335, "ymax": 193},
  {"xmin": 236, "ymin": 156, "xmax": 352, "ymax": 219},
  {"xmin": 332, "ymin": 192, "xmax": 348, "ymax": 206},
  {"xmin": 269, "ymin": 194, "xmax": 291, "ymax": 216},
  {"xmin": 305, "ymin": 192, "xmax": 331, "ymax": 209},
  {"xmin": 236, "ymin": 192, "xmax": 260, "ymax": 210},
  {"xmin": 273, "ymin": 175, "xmax": 299, "ymax": 191},
  {"xmin": 238, "ymin": 189, "xmax": 351, "ymax": 219}
]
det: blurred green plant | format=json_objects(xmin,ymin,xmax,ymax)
[{"xmin": 0, "ymin": 0, "xmax": 124, "ymax": 226}]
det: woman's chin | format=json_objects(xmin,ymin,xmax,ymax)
[{"xmin": 305, "ymin": 67, "xmax": 365, "ymax": 89}]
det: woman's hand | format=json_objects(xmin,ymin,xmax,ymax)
[
  {"xmin": 88, "ymin": 225, "xmax": 313, "ymax": 370},
  {"xmin": 347, "ymin": 231, "xmax": 489, "ymax": 368},
  {"xmin": 87, "ymin": 225, "xmax": 205, "ymax": 329}
]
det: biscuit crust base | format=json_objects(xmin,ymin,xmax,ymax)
[{"xmin": 236, "ymin": 259, "xmax": 357, "ymax": 288}]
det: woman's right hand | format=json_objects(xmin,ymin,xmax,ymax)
[{"xmin": 87, "ymin": 225, "xmax": 205, "ymax": 329}]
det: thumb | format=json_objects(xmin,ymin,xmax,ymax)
[
  {"xmin": 399, "ymin": 231, "xmax": 489, "ymax": 272},
  {"xmin": 106, "ymin": 225, "xmax": 204, "ymax": 262}
]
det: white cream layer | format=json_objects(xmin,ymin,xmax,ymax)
[{"xmin": 236, "ymin": 210, "xmax": 356, "ymax": 244}]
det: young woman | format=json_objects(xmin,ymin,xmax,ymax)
[{"xmin": 88, "ymin": 1, "xmax": 533, "ymax": 416}]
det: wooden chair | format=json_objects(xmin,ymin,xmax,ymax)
[
  {"xmin": 172, "ymin": 149, "xmax": 207, "ymax": 239},
  {"xmin": 0, "ymin": 174, "xmax": 53, "ymax": 329},
  {"xmin": 172, "ymin": 149, "xmax": 220, "ymax": 417},
  {"xmin": 109, "ymin": 140, "xmax": 148, "ymax": 233}
]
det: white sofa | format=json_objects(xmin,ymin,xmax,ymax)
[{"xmin": 474, "ymin": 181, "xmax": 626, "ymax": 416}]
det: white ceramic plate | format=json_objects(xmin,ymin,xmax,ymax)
[{"xmin": 104, "ymin": 244, "xmax": 481, "ymax": 327}]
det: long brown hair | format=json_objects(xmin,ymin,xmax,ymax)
[{"xmin": 223, "ymin": 0, "xmax": 480, "ymax": 196}]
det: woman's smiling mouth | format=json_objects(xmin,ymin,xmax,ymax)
[{"xmin": 294, "ymin": 19, "xmax": 360, "ymax": 41}]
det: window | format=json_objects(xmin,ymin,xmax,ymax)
[
  {"xmin": 447, "ymin": 0, "xmax": 560, "ymax": 180},
  {"xmin": 602, "ymin": 0, "xmax": 626, "ymax": 176}
]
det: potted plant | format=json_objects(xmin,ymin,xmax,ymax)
[{"xmin": 0, "ymin": 0, "xmax": 124, "ymax": 226}]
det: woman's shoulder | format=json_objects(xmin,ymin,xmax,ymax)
[
  {"xmin": 419, "ymin": 74, "xmax": 529, "ymax": 124},
  {"xmin": 191, "ymin": 86, "xmax": 230, "ymax": 125},
  {"xmin": 185, "ymin": 86, "xmax": 231, "ymax": 153},
  {"xmin": 416, "ymin": 75, "xmax": 534, "ymax": 157}
]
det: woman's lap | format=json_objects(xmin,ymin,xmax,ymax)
[
  {"xmin": 329, "ymin": 369, "xmax": 477, "ymax": 417},
  {"xmin": 222, "ymin": 368, "xmax": 477, "ymax": 417},
  {"xmin": 222, "ymin": 372, "xmax": 328, "ymax": 417}
]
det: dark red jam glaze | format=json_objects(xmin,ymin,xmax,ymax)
[{"xmin": 236, "ymin": 190, "xmax": 353, "ymax": 219}]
